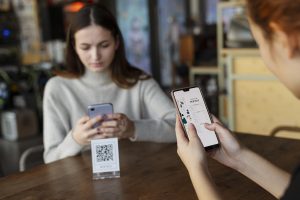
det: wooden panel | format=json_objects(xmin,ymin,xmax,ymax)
[
  {"xmin": 180, "ymin": 35, "xmax": 194, "ymax": 65},
  {"xmin": 221, "ymin": 49, "xmax": 260, "ymax": 56},
  {"xmin": 233, "ymin": 56, "xmax": 271, "ymax": 75},
  {"xmin": 13, "ymin": 0, "xmax": 45, "ymax": 65},
  {"xmin": 233, "ymin": 80, "xmax": 300, "ymax": 137}
]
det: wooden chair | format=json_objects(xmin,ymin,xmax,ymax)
[{"xmin": 270, "ymin": 126, "xmax": 300, "ymax": 140}]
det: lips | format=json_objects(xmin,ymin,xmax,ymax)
[{"xmin": 90, "ymin": 62, "xmax": 104, "ymax": 68}]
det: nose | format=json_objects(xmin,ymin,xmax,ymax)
[{"xmin": 91, "ymin": 47, "xmax": 101, "ymax": 61}]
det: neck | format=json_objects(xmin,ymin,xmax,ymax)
[{"xmin": 80, "ymin": 69, "xmax": 112, "ymax": 86}]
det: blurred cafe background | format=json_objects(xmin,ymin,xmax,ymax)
[{"xmin": 0, "ymin": 0, "xmax": 300, "ymax": 177}]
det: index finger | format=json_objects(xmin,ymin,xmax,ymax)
[
  {"xmin": 101, "ymin": 120, "xmax": 118, "ymax": 127},
  {"xmin": 84, "ymin": 115, "xmax": 103, "ymax": 129},
  {"xmin": 211, "ymin": 114, "xmax": 222, "ymax": 124},
  {"xmin": 106, "ymin": 113, "xmax": 122, "ymax": 120},
  {"xmin": 78, "ymin": 115, "xmax": 90, "ymax": 124}
]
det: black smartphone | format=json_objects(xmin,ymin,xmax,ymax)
[
  {"xmin": 171, "ymin": 86, "xmax": 219, "ymax": 150},
  {"xmin": 87, "ymin": 103, "xmax": 114, "ymax": 128}
]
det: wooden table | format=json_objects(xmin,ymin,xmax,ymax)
[{"xmin": 0, "ymin": 133, "xmax": 300, "ymax": 200}]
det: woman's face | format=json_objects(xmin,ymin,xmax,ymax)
[
  {"xmin": 248, "ymin": 21, "xmax": 279, "ymax": 75},
  {"xmin": 249, "ymin": 20, "xmax": 300, "ymax": 98},
  {"xmin": 74, "ymin": 25, "xmax": 118, "ymax": 72}
]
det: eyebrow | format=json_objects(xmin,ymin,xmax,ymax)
[{"xmin": 78, "ymin": 40, "xmax": 110, "ymax": 46}]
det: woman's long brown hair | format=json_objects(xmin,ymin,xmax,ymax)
[{"xmin": 59, "ymin": 3, "xmax": 150, "ymax": 88}]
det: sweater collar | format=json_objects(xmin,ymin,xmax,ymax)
[{"xmin": 80, "ymin": 69, "xmax": 112, "ymax": 86}]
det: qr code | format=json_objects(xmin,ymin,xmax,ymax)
[{"xmin": 96, "ymin": 144, "xmax": 114, "ymax": 162}]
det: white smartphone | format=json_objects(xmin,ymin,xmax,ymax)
[
  {"xmin": 171, "ymin": 86, "xmax": 219, "ymax": 150},
  {"xmin": 87, "ymin": 103, "xmax": 114, "ymax": 128}
]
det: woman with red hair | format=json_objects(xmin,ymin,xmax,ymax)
[{"xmin": 175, "ymin": 0, "xmax": 300, "ymax": 199}]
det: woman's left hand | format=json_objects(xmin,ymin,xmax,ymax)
[
  {"xmin": 175, "ymin": 115, "xmax": 208, "ymax": 173},
  {"xmin": 98, "ymin": 113, "xmax": 135, "ymax": 139}
]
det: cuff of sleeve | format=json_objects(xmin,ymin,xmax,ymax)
[
  {"xmin": 129, "ymin": 122, "xmax": 139, "ymax": 142},
  {"xmin": 129, "ymin": 119, "xmax": 177, "ymax": 143},
  {"xmin": 63, "ymin": 130, "xmax": 83, "ymax": 155},
  {"xmin": 129, "ymin": 120, "xmax": 155, "ymax": 142}
]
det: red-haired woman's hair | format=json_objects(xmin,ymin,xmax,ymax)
[{"xmin": 246, "ymin": 0, "xmax": 300, "ymax": 54}]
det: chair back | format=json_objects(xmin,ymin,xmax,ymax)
[{"xmin": 19, "ymin": 145, "xmax": 44, "ymax": 172}]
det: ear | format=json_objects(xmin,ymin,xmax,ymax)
[{"xmin": 269, "ymin": 22, "xmax": 294, "ymax": 58}]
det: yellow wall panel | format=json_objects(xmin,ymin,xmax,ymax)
[
  {"xmin": 233, "ymin": 56, "xmax": 271, "ymax": 75},
  {"xmin": 233, "ymin": 80, "xmax": 300, "ymax": 136},
  {"xmin": 229, "ymin": 56, "xmax": 300, "ymax": 139}
]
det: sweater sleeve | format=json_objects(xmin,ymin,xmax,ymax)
[
  {"xmin": 131, "ymin": 79, "xmax": 176, "ymax": 143},
  {"xmin": 43, "ymin": 78, "xmax": 83, "ymax": 163},
  {"xmin": 281, "ymin": 165, "xmax": 300, "ymax": 200}
]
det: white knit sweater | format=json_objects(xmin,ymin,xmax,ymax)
[{"xmin": 43, "ymin": 69, "xmax": 176, "ymax": 163}]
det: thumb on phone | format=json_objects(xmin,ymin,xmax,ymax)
[
  {"xmin": 187, "ymin": 123, "xmax": 203, "ymax": 145},
  {"xmin": 187, "ymin": 123, "xmax": 197, "ymax": 138}
]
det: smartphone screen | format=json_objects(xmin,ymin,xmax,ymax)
[
  {"xmin": 87, "ymin": 103, "xmax": 113, "ymax": 128},
  {"xmin": 172, "ymin": 87, "xmax": 219, "ymax": 150}
]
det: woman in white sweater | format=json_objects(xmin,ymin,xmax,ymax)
[{"xmin": 43, "ymin": 4, "xmax": 176, "ymax": 163}]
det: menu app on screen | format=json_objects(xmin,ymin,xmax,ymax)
[{"xmin": 172, "ymin": 87, "xmax": 219, "ymax": 150}]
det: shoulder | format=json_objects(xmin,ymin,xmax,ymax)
[
  {"xmin": 44, "ymin": 76, "xmax": 74, "ymax": 96},
  {"xmin": 137, "ymin": 77, "xmax": 160, "ymax": 90},
  {"xmin": 135, "ymin": 78, "xmax": 169, "ymax": 99},
  {"xmin": 45, "ymin": 76, "xmax": 62, "ymax": 86}
]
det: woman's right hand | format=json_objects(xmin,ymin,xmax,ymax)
[
  {"xmin": 72, "ymin": 115, "xmax": 106, "ymax": 145},
  {"xmin": 205, "ymin": 116, "xmax": 245, "ymax": 170}
]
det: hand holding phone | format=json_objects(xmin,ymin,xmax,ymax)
[
  {"xmin": 87, "ymin": 104, "xmax": 134, "ymax": 139},
  {"xmin": 72, "ymin": 103, "xmax": 114, "ymax": 145},
  {"xmin": 172, "ymin": 86, "xmax": 219, "ymax": 150},
  {"xmin": 87, "ymin": 103, "xmax": 114, "ymax": 128}
]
